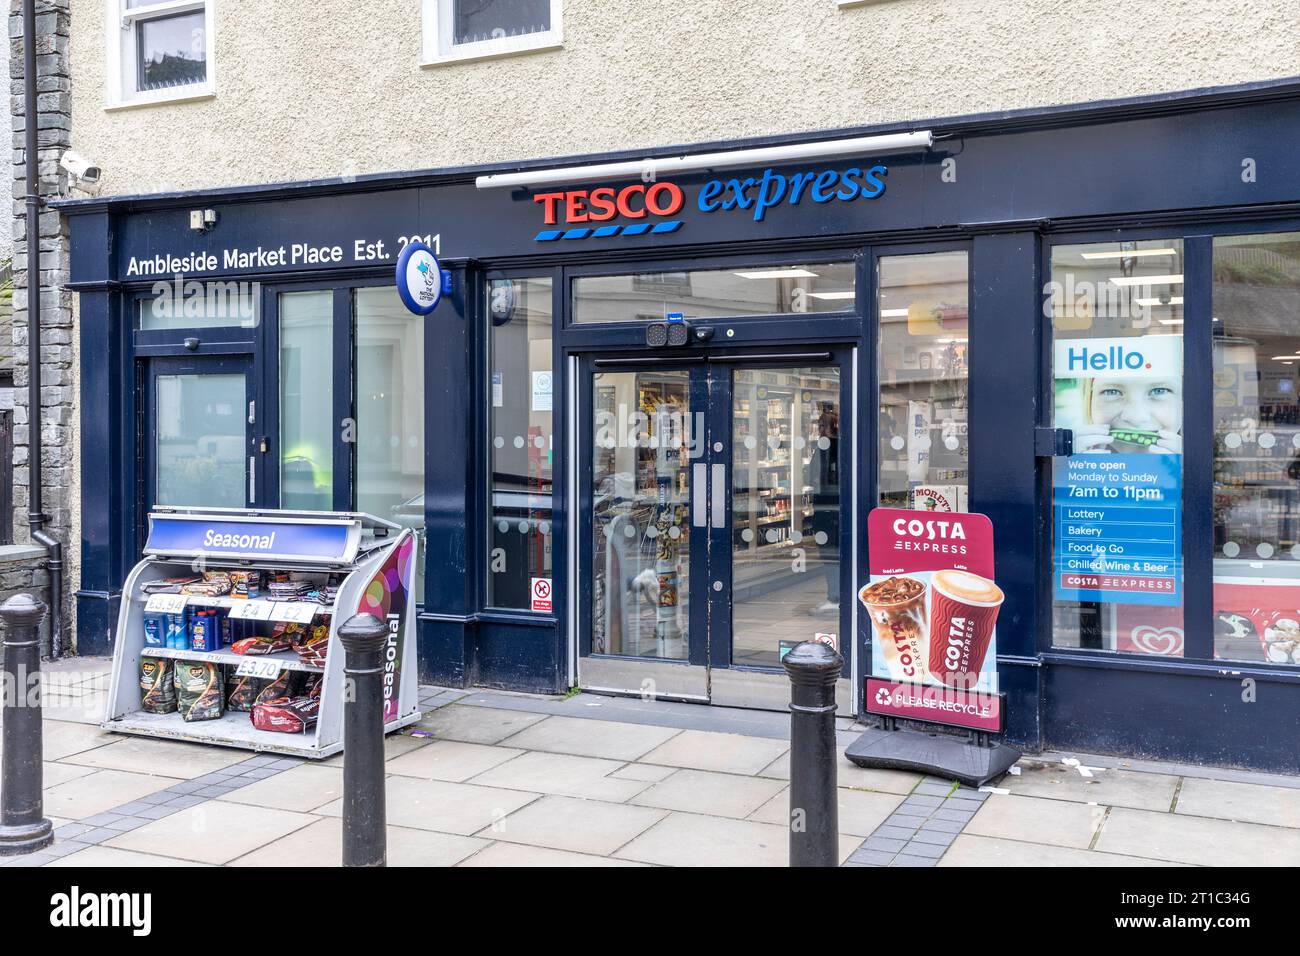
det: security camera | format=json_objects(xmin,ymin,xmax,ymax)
[{"xmin": 59, "ymin": 150, "xmax": 102, "ymax": 184}]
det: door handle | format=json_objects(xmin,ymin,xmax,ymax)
[
  {"xmin": 248, "ymin": 455, "xmax": 256, "ymax": 504},
  {"xmin": 692, "ymin": 463, "xmax": 707, "ymax": 528},
  {"xmin": 710, "ymin": 464, "xmax": 726, "ymax": 528}
]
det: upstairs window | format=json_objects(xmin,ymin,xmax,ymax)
[
  {"xmin": 108, "ymin": 1, "xmax": 215, "ymax": 108},
  {"xmin": 422, "ymin": 0, "xmax": 563, "ymax": 65}
]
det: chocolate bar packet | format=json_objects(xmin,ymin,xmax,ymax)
[
  {"xmin": 140, "ymin": 658, "xmax": 177, "ymax": 714},
  {"xmin": 173, "ymin": 660, "xmax": 224, "ymax": 722}
]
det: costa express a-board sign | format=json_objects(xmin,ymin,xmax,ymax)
[{"xmin": 861, "ymin": 508, "xmax": 1004, "ymax": 731}]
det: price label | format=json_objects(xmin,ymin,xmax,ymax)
[
  {"xmin": 270, "ymin": 602, "xmax": 317, "ymax": 624},
  {"xmin": 144, "ymin": 594, "xmax": 188, "ymax": 614},
  {"xmin": 235, "ymin": 658, "xmax": 281, "ymax": 680},
  {"xmin": 228, "ymin": 600, "xmax": 274, "ymax": 621}
]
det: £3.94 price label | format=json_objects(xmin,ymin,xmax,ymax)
[{"xmin": 144, "ymin": 594, "xmax": 188, "ymax": 614}]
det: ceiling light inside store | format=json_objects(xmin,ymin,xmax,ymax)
[
  {"xmin": 880, "ymin": 308, "xmax": 910, "ymax": 317},
  {"xmin": 807, "ymin": 291, "xmax": 856, "ymax": 300},
  {"xmin": 1135, "ymin": 296, "xmax": 1185, "ymax": 307},
  {"xmin": 1158, "ymin": 319, "xmax": 1185, "ymax": 326},
  {"xmin": 734, "ymin": 269, "xmax": 819, "ymax": 279},
  {"xmin": 1080, "ymin": 248, "xmax": 1179, "ymax": 260},
  {"xmin": 1109, "ymin": 274, "xmax": 1184, "ymax": 287},
  {"xmin": 1271, "ymin": 355, "xmax": 1300, "ymax": 361}
]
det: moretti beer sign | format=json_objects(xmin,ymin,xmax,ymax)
[
  {"xmin": 530, "ymin": 163, "xmax": 888, "ymax": 242},
  {"xmin": 861, "ymin": 508, "xmax": 1006, "ymax": 732}
]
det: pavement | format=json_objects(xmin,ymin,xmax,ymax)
[{"xmin": 2, "ymin": 656, "xmax": 1299, "ymax": 867}]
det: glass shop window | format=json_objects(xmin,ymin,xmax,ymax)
[
  {"xmin": 355, "ymin": 287, "xmax": 427, "ymax": 600},
  {"xmin": 876, "ymin": 251, "xmax": 970, "ymax": 512},
  {"xmin": 487, "ymin": 277, "xmax": 554, "ymax": 610},
  {"xmin": 572, "ymin": 262, "xmax": 855, "ymax": 324},
  {"xmin": 1212, "ymin": 232, "xmax": 1300, "ymax": 667},
  {"xmin": 138, "ymin": 281, "xmax": 257, "ymax": 331},
  {"xmin": 1049, "ymin": 240, "xmax": 1186, "ymax": 656},
  {"xmin": 279, "ymin": 290, "xmax": 334, "ymax": 511}
]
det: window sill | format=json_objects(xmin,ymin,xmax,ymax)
[
  {"xmin": 420, "ymin": 39, "xmax": 563, "ymax": 68},
  {"xmin": 105, "ymin": 86, "xmax": 216, "ymax": 112}
]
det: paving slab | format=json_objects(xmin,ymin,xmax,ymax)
[
  {"xmin": 40, "ymin": 720, "xmax": 116, "ymax": 760},
  {"xmin": 319, "ymin": 733, "xmax": 431, "ymax": 766},
  {"xmin": 230, "ymin": 818, "xmax": 486, "ymax": 867},
  {"xmin": 59, "ymin": 735, "xmax": 251, "ymax": 778},
  {"xmin": 749, "ymin": 786, "xmax": 903, "ymax": 837},
  {"xmin": 385, "ymin": 739, "xmax": 524, "ymax": 783},
  {"xmin": 316, "ymin": 776, "xmax": 540, "ymax": 836},
  {"xmin": 42, "ymin": 761, "xmax": 96, "ymax": 788},
  {"xmin": 756, "ymin": 751, "xmax": 922, "ymax": 794},
  {"xmin": 1175, "ymin": 777, "xmax": 1300, "ymax": 828},
  {"xmin": 615, "ymin": 811, "xmax": 859, "ymax": 867},
  {"xmin": 45, "ymin": 846, "xmax": 214, "ymax": 867},
  {"xmin": 43, "ymin": 768, "xmax": 183, "ymax": 820},
  {"xmin": 106, "ymin": 801, "xmax": 316, "ymax": 864},
  {"xmin": 939, "ymin": 833, "xmax": 1187, "ymax": 867},
  {"xmin": 1096, "ymin": 807, "xmax": 1300, "ymax": 866},
  {"xmin": 498, "ymin": 716, "xmax": 681, "ymax": 761},
  {"xmin": 414, "ymin": 705, "xmax": 548, "ymax": 745},
  {"xmin": 610, "ymin": 762, "xmax": 677, "ymax": 783},
  {"xmin": 459, "ymin": 842, "xmax": 650, "ymax": 867},
  {"xmin": 630, "ymin": 769, "xmax": 786, "ymax": 819},
  {"xmin": 965, "ymin": 793, "xmax": 1107, "ymax": 850},
  {"xmin": 469, "ymin": 750, "xmax": 653, "ymax": 802},
  {"xmin": 1004, "ymin": 761, "xmax": 1180, "ymax": 812},
  {"xmin": 483, "ymin": 794, "xmax": 667, "ymax": 855},
  {"xmin": 640, "ymin": 729, "xmax": 789, "ymax": 775},
  {"xmin": 216, "ymin": 764, "xmax": 344, "ymax": 813}
]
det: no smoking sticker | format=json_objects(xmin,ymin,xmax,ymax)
[{"xmin": 530, "ymin": 577, "xmax": 553, "ymax": 613}]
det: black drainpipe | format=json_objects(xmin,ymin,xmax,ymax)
[{"xmin": 23, "ymin": 0, "xmax": 63, "ymax": 658}]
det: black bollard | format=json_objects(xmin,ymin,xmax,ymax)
[
  {"xmin": 338, "ymin": 612, "xmax": 390, "ymax": 867},
  {"xmin": 0, "ymin": 594, "xmax": 54, "ymax": 856},
  {"xmin": 783, "ymin": 640, "xmax": 843, "ymax": 867}
]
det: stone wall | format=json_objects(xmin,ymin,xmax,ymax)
[
  {"xmin": 8, "ymin": 0, "xmax": 72, "ymax": 654},
  {"xmin": 0, "ymin": 542, "xmax": 49, "ymax": 643}
]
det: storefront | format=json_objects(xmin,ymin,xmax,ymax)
[{"xmin": 63, "ymin": 81, "xmax": 1300, "ymax": 772}]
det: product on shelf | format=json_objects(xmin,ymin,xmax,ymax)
[
  {"xmin": 255, "ymin": 669, "xmax": 304, "ymax": 706},
  {"xmin": 252, "ymin": 695, "xmax": 320, "ymax": 734},
  {"xmin": 163, "ymin": 609, "xmax": 190, "ymax": 650},
  {"xmin": 292, "ymin": 624, "xmax": 329, "ymax": 667},
  {"xmin": 173, "ymin": 660, "xmax": 224, "ymax": 722},
  {"xmin": 304, "ymin": 673, "xmax": 322, "ymax": 699},
  {"xmin": 140, "ymin": 658, "xmax": 177, "ymax": 714},
  {"xmin": 143, "ymin": 614, "xmax": 164, "ymax": 648},
  {"xmin": 231, "ymin": 624, "xmax": 294, "ymax": 656},
  {"xmin": 225, "ymin": 669, "xmax": 269, "ymax": 712},
  {"xmin": 228, "ymin": 569, "xmax": 264, "ymax": 599},
  {"xmin": 140, "ymin": 576, "xmax": 201, "ymax": 594},
  {"xmin": 180, "ymin": 571, "xmax": 233, "ymax": 597},
  {"xmin": 189, "ymin": 608, "xmax": 222, "ymax": 652}
]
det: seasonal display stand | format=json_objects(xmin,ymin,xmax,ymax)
[{"xmin": 103, "ymin": 507, "xmax": 421, "ymax": 758}]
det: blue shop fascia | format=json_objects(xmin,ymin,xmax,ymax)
[{"xmin": 58, "ymin": 78, "xmax": 1300, "ymax": 773}]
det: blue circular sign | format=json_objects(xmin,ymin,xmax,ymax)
[{"xmin": 395, "ymin": 241, "xmax": 443, "ymax": 315}]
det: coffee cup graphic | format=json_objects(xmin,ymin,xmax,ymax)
[
  {"xmin": 925, "ymin": 569, "xmax": 1004, "ymax": 688},
  {"xmin": 859, "ymin": 576, "xmax": 929, "ymax": 683}
]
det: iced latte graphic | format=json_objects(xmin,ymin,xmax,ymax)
[
  {"xmin": 926, "ymin": 569, "xmax": 1004, "ymax": 688},
  {"xmin": 859, "ymin": 576, "xmax": 929, "ymax": 683}
]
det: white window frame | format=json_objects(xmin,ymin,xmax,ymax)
[
  {"xmin": 421, "ymin": 0, "xmax": 563, "ymax": 67},
  {"xmin": 105, "ymin": 0, "xmax": 216, "ymax": 109}
]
